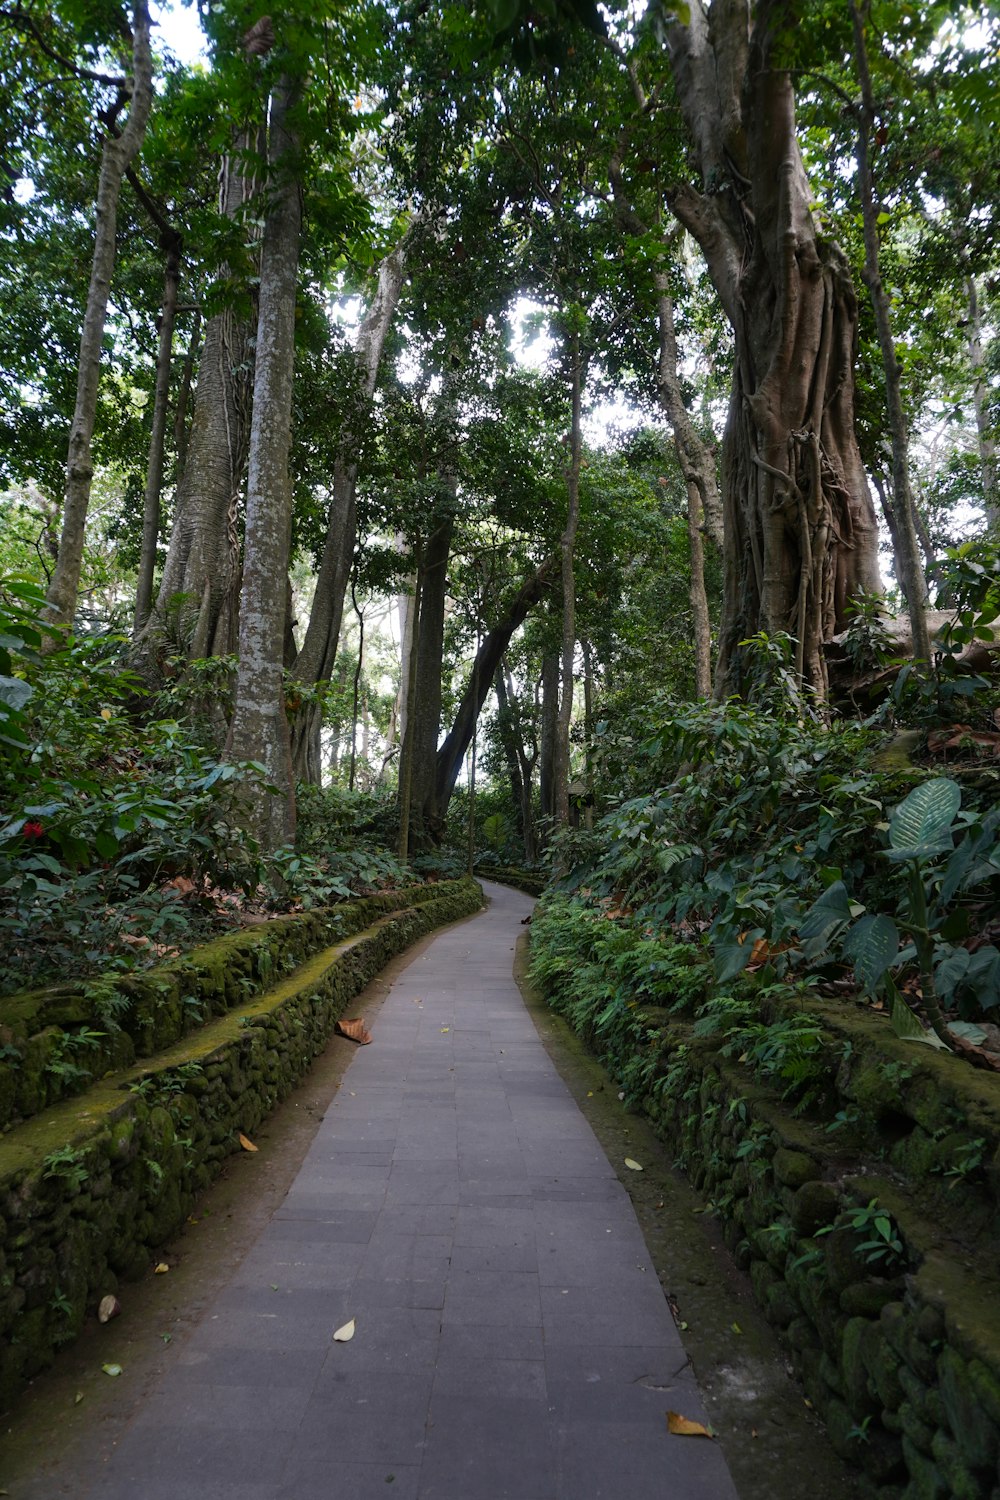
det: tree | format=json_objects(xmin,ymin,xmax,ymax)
[
  {"xmin": 290, "ymin": 228, "xmax": 417, "ymax": 782},
  {"xmin": 44, "ymin": 0, "xmax": 153, "ymax": 632},
  {"xmin": 651, "ymin": 0, "xmax": 884, "ymax": 696},
  {"xmin": 227, "ymin": 68, "xmax": 303, "ymax": 849}
]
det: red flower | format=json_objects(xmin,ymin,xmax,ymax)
[{"xmin": 22, "ymin": 821, "xmax": 44, "ymax": 840}]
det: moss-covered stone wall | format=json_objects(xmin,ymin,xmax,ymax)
[
  {"xmin": 0, "ymin": 883, "xmax": 458, "ymax": 1128},
  {"xmin": 483, "ymin": 866, "xmax": 548, "ymax": 897},
  {"xmin": 0, "ymin": 879, "xmax": 482, "ymax": 1411},
  {"xmin": 533, "ymin": 964, "xmax": 1000, "ymax": 1500}
]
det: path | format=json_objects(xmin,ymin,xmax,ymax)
[{"xmin": 53, "ymin": 881, "xmax": 740, "ymax": 1500}]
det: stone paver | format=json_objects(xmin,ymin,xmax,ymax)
[{"xmin": 84, "ymin": 881, "xmax": 739, "ymax": 1499}]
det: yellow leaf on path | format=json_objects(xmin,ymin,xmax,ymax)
[
  {"xmin": 238, "ymin": 1133, "xmax": 258, "ymax": 1152},
  {"xmin": 74, "ymin": 1392, "xmax": 84, "ymax": 1405},
  {"xmin": 440, "ymin": 1027, "xmax": 450, "ymax": 1034},
  {"xmin": 102, "ymin": 1363, "xmax": 123, "ymax": 1378},
  {"xmin": 154, "ymin": 1263, "xmax": 169, "ymax": 1275},
  {"xmin": 624, "ymin": 1158, "xmax": 643, "ymax": 1172},
  {"xmin": 667, "ymin": 1411, "xmax": 713, "ymax": 1439},
  {"xmin": 586, "ymin": 1091, "xmax": 593, "ymax": 1097},
  {"xmin": 731, "ymin": 1322, "xmax": 742, "ymax": 1334},
  {"xmin": 333, "ymin": 1319, "xmax": 355, "ymax": 1342}
]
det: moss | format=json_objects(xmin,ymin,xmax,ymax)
[
  {"xmin": 773, "ymin": 1148, "xmax": 820, "ymax": 1188},
  {"xmin": 0, "ymin": 880, "xmax": 482, "ymax": 1408},
  {"xmin": 930, "ymin": 1428, "xmax": 985, "ymax": 1499},
  {"xmin": 936, "ymin": 1347, "xmax": 999, "ymax": 1471},
  {"xmin": 790, "ymin": 1180, "xmax": 840, "ymax": 1236}
]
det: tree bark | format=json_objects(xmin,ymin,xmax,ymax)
[
  {"xmin": 849, "ymin": 0, "xmax": 929, "ymax": 661},
  {"xmin": 134, "ymin": 234, "xmax": 182, "ymax": 633},
  {"xmin": 290, "ymin": 235, "xmax": 414, "ymax": 782},
  {"xmin": 965, "ymin": 272, "xmax": 999, "ymax": 532},
  {"xmin": 137, "ymin": 140, "xmax": 258, "ymax": 673},
  {"xmin": 227, "ymin": 74, "xmax": 302, "ymax": 852},
  {"xmin": 655, "ymin": 273, "xmax": 714, "ymax": 696},
  {"xmin": 554, "ymin": 330, "xmax": 583, "ymax": 826},
  {"xmin": 397, "ymin": 542, "xmax": 422, "ymax": 861},
  {"xmin": 539, "ymin": 649, "xmax": 559, "ymax": 824},
  {"xmin": 407, "ymin": 514, "xmax": 454, "ymax": 843},
  {"xmin": 433, "ymin": 556, "xmax": 555, "ymax": 831},
  {"xmin": 45, "ymin": 0, "xmax": 153, "ymax": 632},
  {"xmin": 662, "ymin": 0, "xmax": 883, "ymax": 700},
  {"xmin": 495, "ymin": 663, "xmax": 537, "ymax": 864},
  {"xmin": 173, "ymin": 309, "xmax": 201, "ymax": 479}
]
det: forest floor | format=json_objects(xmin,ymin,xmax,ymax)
[{"xmin": 1, "ymin": 884, "xmax": 855, "ymax": 1499}]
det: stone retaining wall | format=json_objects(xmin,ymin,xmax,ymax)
[
  {"xmin": 0, "ymin": 883, "xmax": 456, "ymax": 1128},
  {"xmin": 534, "ymin": 960, "xmax": 1000, "ymax": 1500},
  {"xmin": 0, "ymin": 879, "xmax": 482, "ymax": 1411}
]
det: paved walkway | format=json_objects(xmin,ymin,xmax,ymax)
[{"xmin": 84, "ymin": 881, "xmax": 738, "ymax": 1500}]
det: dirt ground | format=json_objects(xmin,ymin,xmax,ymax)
[{"xmin": 0, "ymin": 911, "xmax": 856, "ymax": 1499}]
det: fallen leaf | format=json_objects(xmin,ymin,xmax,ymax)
[
  {"xmin": 667, "ymin": 1411, "xmax": 713, "ymax": 1438},
  {"xmin": 74, "ymin": 1392, "xmax": 84, "ymax": 1405},
  {"xmin": 731, "ymin": 1322, "xmax": 742, "ymax": 1334},
  {"xmin": 238, "ymin": 1133, "xmax": 259, "ymax": 1152},
  {"xmin": 154, "ymin": 1263, "xmax": 169, "ymax": 1275},
  {"xmin": 271, "ymin": 1284, "xmax": 279, "ymax": 1291},
  {"xmin": 101, "ymin": 1363, "xmax": 123, "ymax": 1378},
  {"xmin": 624, "ymin": 1158, "xmax": 643, "ymax": 1171},
  {"xmin": 98, "ymin": 1294, "xmax": 121, "ymax": 1323},
  {"xmin": 333, "ymin": 1318, "xmax": 356, "ymax": 1342},
  {"xmin": 751, "ymin": 1427, "xmax": 758, "ymax": 1439},
  {"xmin": 440, "ymin": 1027, "xmax": 450, "ymax": 1034},
  {"xmin": 586, "ymin": 1091, "xmax": 593, "ymax": 1098},
  {"xmin": 335, "ymin": 1017, "xmax": 372, "ymax": 1045},
  {"xmin": 160, "ymin": 1332, "xmax": 171, "ymax": 1345}
]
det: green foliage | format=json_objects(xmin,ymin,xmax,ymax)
[
  {"xmin": 0, "ymin": 576, "xmax": 279, "ymax": 993},
  {"xmin": 799, "ymin": 778, "xmax": 1000, "ymax": 1028}
]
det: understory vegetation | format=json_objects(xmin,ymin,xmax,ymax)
[{"xmin": 533, "ymin": 569, "xmax": 1000, "ymax": 1090}]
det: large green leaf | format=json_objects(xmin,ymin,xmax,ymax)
[
  {"xmin": 0, "ymin": 675, "xmax": 32, "ymax": 710},
  {"xmin": 888, "ymin": 987, "xmax": 950, "ymax": 1051},
  {"xmin": 798, "ymin": 880, "xmax": 852, "ymax": 957},
  {"xmin": 888, "ymin": 779, "xmax": 961, "ymax": 857},
  {"xmin": 843, "ymin": 914, "xmax": 899, "ymax": 992}
]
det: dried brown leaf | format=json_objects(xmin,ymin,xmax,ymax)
[
  {"xmin": 666, "ymin": 1411, "xmax": 713, "ymax": 1438},
  {"xmin": 335, "ymin": 1018, "xmax": 372, "ymax": 1045}
]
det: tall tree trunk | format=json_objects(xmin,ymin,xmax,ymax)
[
  {"xmin": 850, "ymin": 0, "xmax": 929, "ymax": 661},
  {"xmin": 290, "ymin": 235, "xmax": 414, "ymax": 782},
  {"xmin": 227, "ymin": 74, "xmax": 302, "ymax": 852},
  {"xmin": 45, "ymin": 0, "xmax": 153, "ymax": 632},
  {"xmin": 396, "ymin": 578, "xmax": 417, "ymax": 752},
  {"xmin": 965, "ymin": 272, "xmax": 999, "ymax": 532},
  {"xmin": 663, "ymin": 0, "xmax": 883, "ymax": 700},
  {"xmin": 539, "ymin": 649, "xmax": 559, "ymax": 824},
  {"xmin": 397, "ymin": 542, "xmax": 422, "ymax": 861},
  {"xmin": 173, "ymin": 308, "xmax": 201, "ymax": 478},
  {"xmin": 349, "ymin": 582, "xmax": 364, "ymax": 792},
  {"xmin": 554, "ymin": 331, "xmax": 583, "ymax": 826},
  {"xmin": 655, "ymin": 273, "xmax": 714, "ymax": 696},
  {"xmin": 137, "ymin": 140, "xmax": 258, "ymax": 673},
  {"xmin": 134, "ymin": 235, "xmax": 182, "ymax": 634},
  {"xmin": 495, "ymin": 664, "xmax": 536, "ymax": 863},
  {"xmin": 581, "ymin": 639, "xmax": 595, "ymax": 830},
  {"xmin": 433, "ymin": 556, "xmax": 555, "ymax": 829},
  {"xmin": 407, "ymin": 514, "xmax": 454, "ymax": 846}
]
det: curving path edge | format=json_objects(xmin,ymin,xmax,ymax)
[{"xmin": 75, "ymin": 881, "xmax": 740, "ymax": 1500}]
